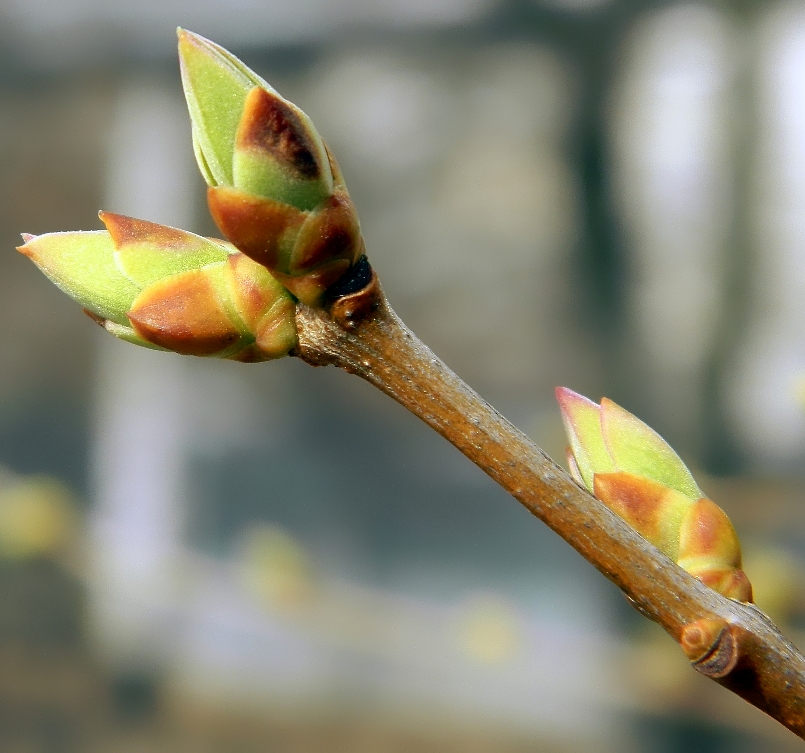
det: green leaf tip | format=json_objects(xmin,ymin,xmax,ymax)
[
  {"xmin": 177, "ymin": 28, "xmax": 332, "ymax": 207},
  {"xmin": 599, "ymin": 397, "xmax": 701, "ymax": 500},
  {"xmin": 178, "ymin": 29, "xmax": 260, "ymax": 187},
  {"xmin": 18, "ymin": 230, "xmax": 139, "ymax": 326},
  {"xmin": 555, "ymin": 387, "xmax": 701, "ymax": 500}
]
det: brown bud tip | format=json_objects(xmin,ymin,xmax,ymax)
[
  {"xmin": 237, "ymin": 87, "xmax": 322, "ymax": 181},
  {"xmin": 19, "ymin": 233, "xmax": 35, "ymax": 246},
  {"xmin": 99, "ymin": 211, "xmax": 193, "ymax": 248}
]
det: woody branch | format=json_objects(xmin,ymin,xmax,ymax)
[{"xmin": 294, "ymin": 268, "xmax": 805, "ymax": 740}]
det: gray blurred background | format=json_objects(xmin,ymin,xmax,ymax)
[{"xmin": 2, "ymin": 0, "xmax": 805, "ymax": 750}]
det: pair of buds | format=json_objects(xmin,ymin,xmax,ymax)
[{"xmin": 19, "ymin": 30, "xmax": 364, "ymax": 361}]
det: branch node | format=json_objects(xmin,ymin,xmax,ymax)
[
  {"xmin": 327, "ymin": 262, "xmax": 381, "ymax": 330},
  {"xmin": 681, "ymin": 617, "xmax": 739, "ymax": 678}
]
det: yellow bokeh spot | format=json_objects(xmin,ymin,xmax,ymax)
[
  {"xmin": 794, "ymin": 375, "xmax": 805, "ymax": 410},
  {"xmin": 0, "ymin": 477, "xmax": 75, "ymax": 559},
  {"xmin": 743, "ymin": 546, "xmax": 802, "ymax": 625},
  {"xmin": 238, "ymin": 524, "xmax": 316, "ymax": 613},
  {"xmin": 458, "ymin": 596, "xmax": 522, "ymax": 665},
  {"xmin": 626, "ymin": 625, "xmax": 694, "ymax": 707}
]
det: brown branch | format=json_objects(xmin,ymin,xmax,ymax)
[{"xmin": 292, "ymin": 268, "xmax": 805, "ymax": 739}]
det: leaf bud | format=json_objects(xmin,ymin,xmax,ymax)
[
  {"xmin": 556, "ymin": 387, "xmax": 752, "ymax": 602},
  {"xmin": 178, "ymin": 30, "xmax": 364, "ymax": 305},
  {"xmin": 18, "ymin": 212, "xmax": 297, "ymax": 362}
]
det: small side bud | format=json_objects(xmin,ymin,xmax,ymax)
[{"xmin": 680, "ymin": 618, "xmax": 739, "ymax": 677}]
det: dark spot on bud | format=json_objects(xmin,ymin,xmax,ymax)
[
  {"xmin": 329, "ymin": 261, "xmax": 381, "ymax": 328},
  {"xmin": 237, "ymin": 87, "xmax": 321, "ymax": 180},
  {"xmin": 325, "ymin": 255, "xmax": 372, "ymax": 300},
  {"xmin": 274, "ymin": 259, "xmax": 351, "ymax": 306}
]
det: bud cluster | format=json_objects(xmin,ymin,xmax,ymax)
[
  {"xmin": 18, "ymin": 30, "xmax": 366, "ymax": 361},
  {"xmin": 556, "ymin": 388, "xmax": 752, "ymax": 603}
]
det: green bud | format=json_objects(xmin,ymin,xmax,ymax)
[
  {"xmin": 178, "ymin": 30, "xmax": 364, "ymax": 306},
  {"xmin": 556, "ymin": 387, "xmax": 752, "ymax": 602},
  {"xmin": 556, "ymin": 387, "xmax": 701, "ymax": 499},
  {"xmin": 19, "ymin": 212, "xmax": 298, "ymax": 361}
]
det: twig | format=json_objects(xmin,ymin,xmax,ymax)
[{"xmin": 293, "ymin": 265, "xmax": 805, "ymax": 739}]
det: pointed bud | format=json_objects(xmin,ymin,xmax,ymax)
[
  {"xmin": 177, "ymin": 28, "xmax": 272, "ymax": 187},
  {"xmin": 555, "ymin": 387, "xmax": 615, "ymax": 492},
  {"xmin": 18, "ymin": 230, "xmax": 140, "ymax": 327},
  {"xmin": 18, "ymin": 213, "xmax": 297, "ymax": 361},
  {"xmin": 556, "ymin": 387, "xmax": 701, "ymax": 499},
  {"xmin": 178, "ymin": 30, "xmax": 363, "ymax": 306},
  {"xmin": 556, "ymin": 387, "xmax": 752, "ymax": 602}
]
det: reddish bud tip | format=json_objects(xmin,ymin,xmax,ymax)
[{"xmin": 237, "ymin": 87, "xmax": 322, "ymax": 181}]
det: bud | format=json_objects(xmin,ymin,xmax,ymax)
[
  {"xmin": 556, "ymin": 387, "xmax": 752, "ymax": 602},
  {"xmin": 18, "ymin": 212, "xmax": 297, "ymax": 362},
  {"xmin": 178, "ymin": 30, "xmax": 364, "ymax": 306}
]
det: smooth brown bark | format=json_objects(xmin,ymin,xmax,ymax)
[{"xmin": 293, "ymin": 270, "xmax": 805, "ymax": 740}]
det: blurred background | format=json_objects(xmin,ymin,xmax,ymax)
[{"xmin": 1, "ymin": 0, "xmax": 805, "ymax": 750}]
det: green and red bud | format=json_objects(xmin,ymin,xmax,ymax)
[
  {"xmin": 178, "ymin": 30, "xmax": 364, "ymax": 305},
  {"xmin": 556, "ymin": 387, "xmax": 752, "ymax": 603},
  {"xmin": 18, "ymin": 212, "xmax": 297, "ymax": 362}
]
